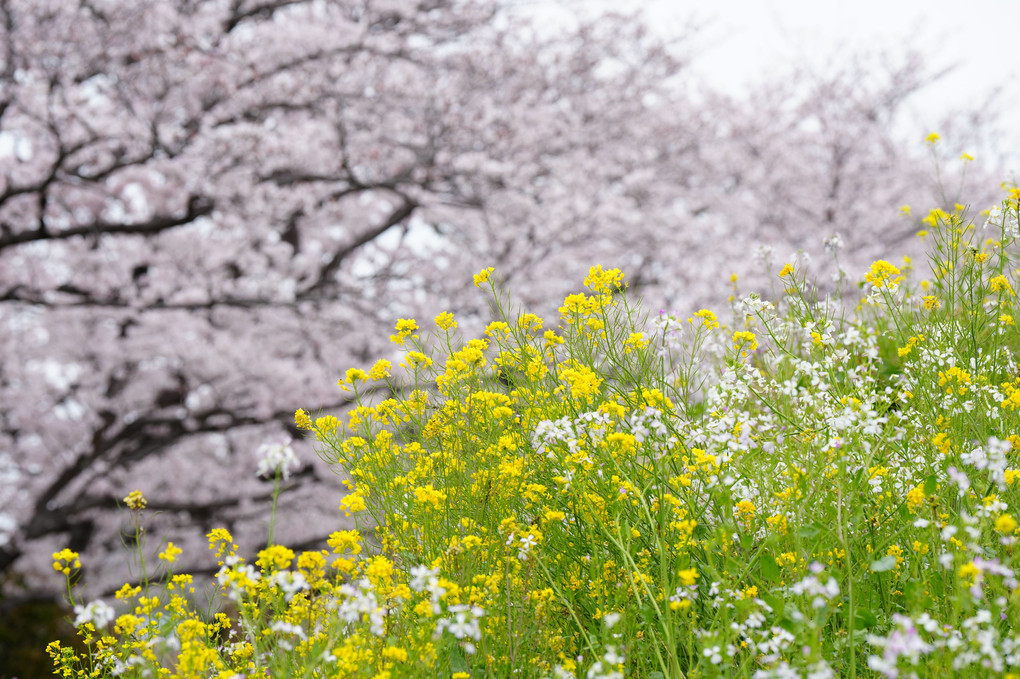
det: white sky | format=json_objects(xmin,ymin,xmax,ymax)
[{"xmin": 638, "ymin": 0, "xmax": 1020, "ymax": 173}]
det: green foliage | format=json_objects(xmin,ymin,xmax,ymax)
[{"xmin": 47, "ymin": 189, "xmax": 1020, "ymax": 678}]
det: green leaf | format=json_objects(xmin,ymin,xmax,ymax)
[
  {"xmin": 759, "ymin": 553, "xmax": 780, "ymax": 581},
  {"xmin": 763, "ymin": 594, "xmax": 784, "ymax": 613},
  {"xmin": 870, "ymin": 555, "xmax": 898, "ymax": 572},
  {"xmin": 449, "ymin": 646, "xmax": 469, "ymax": 674},
  {"xmin": 924, "ymin": 474, "xmax": 938, "ymax": 495},
  {"xmin": 798, "ymin": 524, "xmax": 822, "ymax": 540},
  {"xmin": 854, "ymin": 608, "xmax": 878, "ymax": 629}
]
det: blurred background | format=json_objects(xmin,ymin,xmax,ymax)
[{"xmin": 1, "ymin": 0, "xmax": 1015, "ymax": 675}]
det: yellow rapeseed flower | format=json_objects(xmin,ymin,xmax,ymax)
[
  {"xmin": 123, "ymin": 490, "xmax": 147, "ymax": 511},
  {"xmin": 327, "ymin": 529, "xmax": 362, "ymax": 555},
  {"xmin": 434, "ymin": 311, "xmax": 457, "ymax": 330},
  {"xmin": 996, "ymin": 514, "xmax": 1018, "ymax": 535},
  {"xmin": 158, "ymin": 542, "xmax": 182, "ymax": 563},
  {"xmin": 207, "ymin": 528, "xmax": 236, "ymax": 561},
  {"xmin": 368, "ymin": 359, "xmax": 391, "ymax": 380},
  {"xmin": 864, "ymin": 260, "xmax": 903, "ymax": 290},
  {"xmin": 390, "ymin": 318, "xmax": 419, "ymax": 346},
  {"xmin": 473, "ymin": 267, "xmax": 494, "ymax": 287},
  {"xmin": 583, "ymin": 265, "xmax": 625, "ymax": 293},
  {"xmin": 52, "ymin": 548, "xmax": 80, "ymax": 576},
  {"xmin": 294, "ymin": 408, "xmax": 314, "ymax": 429},
  {"xmin": 990, "ymin": 275, "xmax": 1015, "ymax": 296},
  {"xmin": 732, "ymin": 331, "xmax": 758, "ymax": 352},
  {"xmin": 692, "ymin": 309, "xmax": 719, "ymax": 329},
  {"xmin": 339, "ymin": 491, "xmax": 367, "ymax": 516},
  {"xmin": 256, "ymin": 545, "xmax": 295, "ymax": 572}
]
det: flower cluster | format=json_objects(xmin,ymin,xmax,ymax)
[{"xmin": 50, "ymin": 190, "xmax": 1020, "ymax": 678}]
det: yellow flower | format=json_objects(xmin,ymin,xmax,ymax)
[
  {"xmin": 381, "ymin": 646, "xmax": 409, "ymax": 663},
  {"xmin": 960, "ymin": 152, "xmax": 974, "ymax": 162},
  {"xmin": 473, "ymin": 267, "xmax": 494, "ymax": 287},
  {"xmin": 558, "ymin": 363, "xmax": 603, "ymax": 401},
  {"xmin": 123, "ymin": 490, "xmax": 147, "ymax": 511},
  {"xmin": 339, "ymin": 491, "xmax": 367, "ymax": 516},
  {"xmin": 623, "ymin": 332, "xmax": 647, "ymax": 354},
  {"xmin": 958, "ymin": 561, "xmax": 980, "ymax": 581},
  {"xmin": 544, "ymin": 330, "xmax": 565, "ymax": 347},
  {"xmin": 732, "ymin": 331, "xmax": 758, "ymax": 351},
  {"xmin": 390, "ymin": 318, "xmax": 420, "ymax": 346},
  {"xmin": 996, "ymin": 514, "xmax": 1018, "ymax": 535},
  {"xmin": 925, "ymin": 132, "xmax": 940, "ymax": 145},
  {"xmin": 692, "ymin": 309, "xmax": 718, "ymax": 329},
  {"xmin": 207, "ymin": 528, "xmax": 236, "ymax": 561},
  {"xmin": 485, "ymin": 321, "xmax": 510, "ymax": 337},
  {"xmin": 344, "ymin": 367, "xmax": 368, "ymax": 385},
  {"xmin": 906, "ymin": 485, "xmax": 925, "ymax": 513},
  {"xmin": 583, "ymin": 265, "xmax": 625, "ymax": 293},
  {"xmin": 517, "ymin": 313, "xmax": 543, "ymax": 331},
  {"xmin": 886, "ymin": 544, "xmax": 904, "ymax": 567},
  {"xmin": 365, "ymin": 555, "xmax": 394, "ymax": 584},
  {"xmin": 766, "ymin": 514, "xmax": 788, "ymax": 534},
  {"xmin": 865, "ymin": 260, "xmax": 903, "ymax": 290},
  {"xmin": 115, "ymin": 583, "xmax": 141, "ymax": 600},
  {"xmin": 734, "ymin": 500, "xmax": 756, "ymax": 525},
  {"xmin": 990, "ymin": 275, "xmax": 1015, "ymax": 296},
  {"xmin": 327, "ymin": 529, "xmax": 363, "ymax": 555},
  {"xmin": 413, "ymin": 484, "xmax": 448, "ymax": 509},
  {"xmin": 402, "ymin": 351, "xmax": 431, "ymax": 370},
  {"xmin": 256, "ymin": 545, "xmax": 295, "ymax": 572},
  {"xmin": 159, "ymin": 542, "xmax": 182, "ymax": 563},
  {"xmin": 678, "ymin": 567, "xmax": 699, "ymax": 586},
  {"xmin": 294, "ymin": 408, "xmax": 314, "ymax": 429},
  {"xmin": 434, "ymin": 311, "xmax": 457, "ymax": 330},
  {"xmin": 315, "ymin": 415, "xmax": 340, "ymax": 434},
  {"xmin": 778, "ymin": 263, "xmax": 794, "ymax": 278},
  {"xmin": 52, "ymin": 548, "xmax": 80, "ymax": 576},
  {"xmin": 368, "ymin": 359, "xmax": 392, "ymax": 380}
]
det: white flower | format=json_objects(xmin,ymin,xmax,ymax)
[
  {"xmin": 823, "ymin": 234, "xmax": 844, "ymax": 253},
  {"xmin": 517, "ymin": 534, "xmax": 538, "ymax": 561},
  {"xmin": 409, "ymin": 565, "xmax": 439, "ymax": 592},
  {"xmin": 435, "ymin": 604, "xmax": 485, "ymax": 653},
  {"xmin": 603, "ymin": 645, "xmax": 625, "ymax": 665},
  {"xmin": 269, "ymin": 570, "xmax": 309, "ymax": 601},
  {"xmin": 256, "ymin": 441, "xmax": 299, "ymax": 480},
  {"xmin": 603, "ymin": 612, "xmax": 621, "ymax": 629},
  {"xmin": 269, "ymin": 620, "xmax": 306, "ymax": 650},
  {"xmin": 73, "ymin": 600, "xmax": 115, "ymax": 628}
]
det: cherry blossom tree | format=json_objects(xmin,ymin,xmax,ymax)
[{"xmin": 0, "ymin": 0, "xmax": 1004, "ymax": 601}]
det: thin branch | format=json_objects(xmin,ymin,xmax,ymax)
[{"xmin": 0, "ymin": 195, "xmax": 213, "ymax": 251}]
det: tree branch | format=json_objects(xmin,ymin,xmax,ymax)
[{"xmin": 0, "ymin": 195, "xmax": 214, "ymax": 251}]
